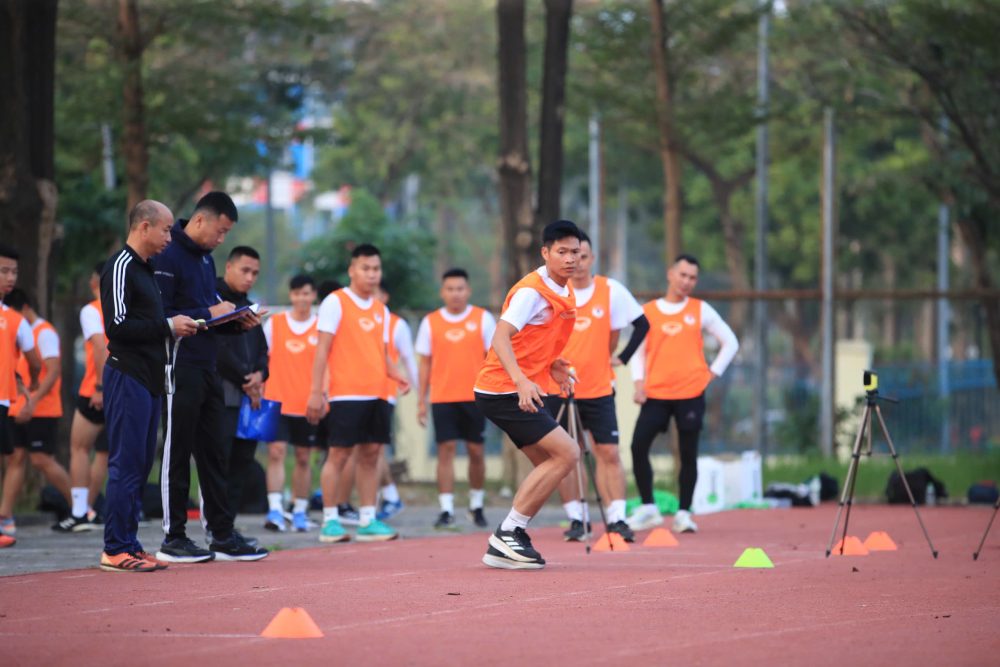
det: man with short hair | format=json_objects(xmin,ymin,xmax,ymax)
[
  {"xmin": 415, "ymin": 268, "xmax": 496, "ymax": 530},
  {"xmin": 99, "ymin": 200, "xmax": 199, "ymax": 572},
  {"xmin": 305, "ymin": 244, "xmax": 409, "ymax": 543},
  {"xmin": 154, "ymin": 191, "xmax": 267, "ymax": 563},
  {"xmin": 55, "ymin": 262, "xmax": 110, "ymax": 532},
  {"xmin": 263, "ymin": 274, "xmax": 321, "ymax": 533},
  {"xmin": 544, "ymin": 233, "xmax": 649, "ymax": 543},
  {"xmin": 628, "ymin": 254, "xmax": 739, "ymax": 534},
  {"xmin": 474, "ymin": 220, "xmax": 583, "ymax": 570},
  {"xmin": 0, "ymin": 243, "xmax": 42, "ymax": 545}
]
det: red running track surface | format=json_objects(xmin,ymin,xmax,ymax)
[{"xmin": 1, "ymin": 505, "xmax": 998, "ymax": 666}]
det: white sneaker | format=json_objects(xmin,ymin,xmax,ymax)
[
  {"xmin": 626, "ymin": 504, "xmax": 664, "ymax": 531},
  {"xmin": 672, "ymin": 509, "xmax": 698, "ymax": 533}
]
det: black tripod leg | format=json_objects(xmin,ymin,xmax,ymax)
[
  {"xmin": 826, "ymin": 405, "xmax": 868, "ymax": 557},
  {"xmin": 972, "ymin": 497, "xmax": 1000, "ymax": 561},
  {"xmin": 873, "ymin": 405, "xmax": 938, "ymax": 559}
]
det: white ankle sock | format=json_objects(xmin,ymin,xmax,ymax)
[
  {"xmin": 563, "ymin": 500, "xmax": 583, "ymax": 522},
  {"xmin": 607, "ymin": 500, "xmax": 627, "ymax": 524},
  {"xmin": 500, "ymin": 508, "xmax": 531, "ymax": 531},
  {"xmin": 359, "ymin": 505, "xmax": 376, "ymax": 526},
  {"xmin": 322, "ymin": 506, "xmax": 339, "ymax": 523},
  {"xmin": 468, "ymin": 488, "xmax": 485, "ymax": 510},
  {"xmin": 267, "ymin": 492, "xmax": 283, "ymax": 513},
  {"xmin": 381, "ymin": 483, "xmax": 400, "ymax": 503},
  {"xmin": 439, "ymin": 493, "xmax": 455, "ymax": 514},
  {"xmin": 293, "ymin": 498, "xmax": 309, "ymax": 514},
  {"xmin": 71, "ymin": 487, "xmax": 88, "ymax": 518}
]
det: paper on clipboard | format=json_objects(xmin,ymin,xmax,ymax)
[{"xmin": 203, "ymin": 303, "xmax": 260, "ymax": 328}]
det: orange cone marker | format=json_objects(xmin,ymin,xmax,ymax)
[
  {"xmin": 831, "ymin": 536, "xmax": 870, "ymax": 556},
  {"xmin": 642, "ymin": 528, "xmax": 679, "ymax": 547},
  {"xmin": 592, "ymin": 532, "xmax": 631, "ymax": 552},
  {"xmin": 863, "ymin": 531, "xmax": 898, "ymax": 551},
  {"xmin": 260, "ymin": 607, "xmax": 324, "ymax": 638}
]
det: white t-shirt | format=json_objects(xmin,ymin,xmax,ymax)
[
  {"xmin": 80, "ymin": 303, "xmax": 104, "ymax": 341},
  {"xmin": 33, "ymin": 319, "xmax": 60, "ymax": 359},
  {"xmin": 630, "ymin": 298, "xmax": 739, "ymax": 380},
  {"xmin": 391, "ymin": 317, "xmax": 418, "ymax": 385},
  {"xmin": 573, "ymin": 277, "xmax": 644, "ymax": 330},
  {"xmin": 262, "ymin": 311, "xmax": 317, "ymax": 351},
  {"xmin": 500, "ymin": 266, "xmax": 570, "ymax": 331},
  {"xmin": 316, "ymin": 288, "xmax": 390, "ymax": 344},
  {"xmin": 414, "ymin": 306, "xmax": 497, "ymax": 357}
]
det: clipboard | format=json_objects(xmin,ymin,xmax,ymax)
[{"xmin": 200, "ymin": 303, "xmax": 260, "ymax": 328}]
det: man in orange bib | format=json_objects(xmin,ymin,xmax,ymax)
[
  {"xmin": 55, "ymin": 263, "xmax": 110, "ymax": 532},
  {"xmin": 627, "ymin": 254, "xmax": 739, "ymax": 534},
  {"xmin": 306, "ymin": 244, "xmax": 409, "ymax": 543},
  {"xmin": 416, "ymin": 268, "xmax": 496, "ymax": 531},
  {"xmin": 263, "ymin": 274, "xmax": 321, "ymax": 533},
  {"xmin": 542, "ymin": 232, "xmax": 649, "ymax": 543},
  {"xmin": 474, "ymin": 220, "xmax": 583, "ymax": 570}
]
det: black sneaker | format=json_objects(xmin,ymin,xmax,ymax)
[
  {"xmin": 52, "ymin": 513, "xmax": 98, "ymax": 533},
  {"xmin": 210, "ymin": 533, "xmax": 269, "ymax": 562},
  {"xmin": 205, "ymin": 529, "xmax": 260, "ymax": 549},
  {"xmin": 434, "ymin": 511, "xmax": 459, "ymax": 531},
  {"xmin": 338, "ymin": 503, "xmax": 360, "ymax": 526},
  {"xmin": 156, "ymin": 536, "xmax": 215, "ymax": 564},
  {"xmin": 608, "ymin": 520, "xmax": 636, "ymax": 543},
  {"xmin": 563, "ymin": 519, "xmax": 590, "ymax": 542},
  {"xmin": 468, "ymin": 508, "xmax": 488, "ymax": 528},
  {"xmin": 485, "ymin": 526, "xmax": 544, "ymax": 568}
]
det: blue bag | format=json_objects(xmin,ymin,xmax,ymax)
[{"xmin": 236, "ymin": 396, "xmax": 281, "ymax": 441}]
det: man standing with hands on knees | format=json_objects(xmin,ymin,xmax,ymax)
[
  {"xmin": 154, "ymin": 192, "xmax": 267, "ymax": 563},
  {"xmin": 99, "ymin": 200, "xmax": 199, "ymax": 572},
  {"xmin": 628, "ymin": 254, "xmax": 738, "ymax": 534}
]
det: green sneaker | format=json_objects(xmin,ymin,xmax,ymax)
[
  {"xmin": 355, "ymin": 518, "xmax": 399, "ymax": 542},
  {"xmin": 319, "ymin": 519, "xmax": 350, "ymax": 543}
]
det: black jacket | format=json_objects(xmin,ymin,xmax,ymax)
[
  {"xmin": 101, "ymin": 244, "xmax": 171, "ymax": 395},
  {"xmin": 215, "ymin": 278, "xmax": 268, "ymax": 408}
]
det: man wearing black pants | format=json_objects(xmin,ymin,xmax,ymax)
[
  {"xmin": 154, "ymin": 192, "xmax": 267, "ymax": 563},
  {"xmin": 99, "ymin": 200, "xmax": 199, "ymax": 572},
  {"xmin": 627, "ymin": 255, "xmax": 738, "ymax": 534}
]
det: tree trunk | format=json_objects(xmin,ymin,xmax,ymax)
[
  {"xmin": 535, "ymin": 0, "xmax": 572, "ymax": 233},
  {"xmin": 118, "ymin": 0, "xmax": 148, "ymax": 214},
  {"xmin": 648, "ymin": 0, "xmax": 682, "ymax": 263},
  {"xmin": 496, "ymin": 0, "xmax": 534, "ymax": 288}
]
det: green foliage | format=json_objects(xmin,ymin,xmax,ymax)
[{"xmin": 300, "ymin": 190, "xmax": 437, "ymax": 310}]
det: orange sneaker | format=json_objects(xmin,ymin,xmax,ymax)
[
  {"xmin": 99, "ymin": 551, "xmax": 158, "ymax": 573},
  {"xmin": 0, "ymin": 534, "xmax": 15, "ymax": 549},
  {"xmin": 135, "ymin": 551, "xmax": 169, "ymax": 570}
]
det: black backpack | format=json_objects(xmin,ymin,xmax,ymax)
[{"xmin": 886, "ymin": 467, "xmax": 947, "ymax": 505}]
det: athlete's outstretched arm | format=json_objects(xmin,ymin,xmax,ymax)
[{"xmin": 490, "ymin": 320, "xmax": 544, "ymax": 413}]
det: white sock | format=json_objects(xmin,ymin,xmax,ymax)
[
  {"xmin": 642, "ymin": 503, "xmax": 659, "ymax": 515},
  {"xmin": 293, "ymin": 498, "xmax": 309, "ymax": 514},
  {"xmin": 563, "ymin": 500, "xmax": 584, "ymax": 522},
  {"xmin": 469, "ymin": 488, "xmax": 485, "ymax": 510},
  {"xmin": 71, "ymin": 487, "xmax": 88, "ymax": 518},
  {"xmin": 500, "ymin": 508, "xmax": 531, "ymax": 532},
  {"xmin": 439, "ymin": 493, "xmax": 455, "ymax": 515},
  {"xmin": 381, "ymin": 483, "xmax": 400, "ymax": 503},
  {"xmin": 608, "ymin": 500, "xmax": 627, "ymax": 524},
  {"xmin": 267, "ymin": 492, "xmax": 283, "ymax": 513},
  {"xmin": 359, "ymin": 505, "xmax": 376, "ymax": 527},
  {"xmin": 323, "ymin": 506, "xmax": 339, "ymax": 523}
]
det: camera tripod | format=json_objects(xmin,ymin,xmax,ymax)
[
  {"xmin": 973, "ymin": 497, "xmax": 999, "ymax": 560},
  {"xmin": 826, "ymin": 371, "xmax": 939, "ymax": 558}
]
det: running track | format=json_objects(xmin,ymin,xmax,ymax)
[{"xmin": 2, "ymin": 506, "xmax": 998, "ymax": 666}]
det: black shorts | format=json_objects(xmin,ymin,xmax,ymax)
[
  {"xmin": 75, "ymin": 394, "xmax": 106, "ymax": 425},
  {"xmin": 8, "ymin": 417, "xmax": 59, "ymax": 455},
  {"xmin": 0, "ymin": 405, "xmax": 10, "ymax": 455},
  {"xmin": 276, "ymin": 415, "xmax": 322, "ymax": 448},
  {"xmin": 543, "ymin": 394, "xmax": 619, "ymax": 445},
  {"xmin": 638, "ymin": 395, "xmax": 707, "ymax": 433},
  {"xmin": 432, "ymin": 401, "xmax": 486, "ymax": 444},
  {"xmin": 325, "ymin": 399, "xmax": 391, "ymax": 447},
  {"xmin": 475, "ymin": 392, "xmax": 560, "ymax": 449}
]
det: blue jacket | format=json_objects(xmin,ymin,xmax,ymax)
[{"xmin": 153, "ymin": 221, "xmax": 236, "ymax": 369}]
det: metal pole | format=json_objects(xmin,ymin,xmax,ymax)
[
  {"xmin": 265, "ymin": 168, "xmax": 277, "ymax": 306},
  {"xmin": 820, "ymin": 107, "xmax": 836, "ymax": 457},
  {"xmin": 611, "ymin": 183, "xmax": 628, "ymax": 284},
  {"xmin": 588, "ymin": 114, "xmax": 601, "ymax": 273},
  {"xmin": 936, "ymin": 117, "xmax": 951, "ymax": 454},
  {"xmin": 101, "ymin": 123, "xmax": 116, "ymax": 191},
  {"xmin": 753, "ymin": 3, "xmax": 770, "ymax": 458}
]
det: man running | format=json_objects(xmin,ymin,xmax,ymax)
[
  {"xmin": 544, "ymin": 232, "xmax": 649, "ymax": 543},
  {"xmin": 474, "ymin": 220, "xmax": 583, "ymax": 570},
  {"xmin": 305, "ymin": 244, "xmax": 408, "ymax": 543},
  {"xmin": 628, "ymin": 254, "xmax": 739, "ymax": 534},
  {"xmin": 415, "ymin": 268, "xmax": 496, "ymax": 530},
  {"xmin": 263, "ymin": 274, "xmax": 321, "ymax": 533},
  {"xmin": 55, "ymin": 263, "xmax": 110, "ymax": 532}
]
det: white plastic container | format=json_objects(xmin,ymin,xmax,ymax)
[{"xmin": 692, "ymin": 456, "xmax": 726, "ymax": 514}]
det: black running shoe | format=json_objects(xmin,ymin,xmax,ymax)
[
  {"xmin": 608, "ymin": 520, "xmax": 636, "ymax": 543},
  {"xmin": 156, "ymin": 536, "xmax": 214, "ymax": 564},
  {"xmin": 52, "ymin": 513, "xmax": 98, "ymax": 533},
  {"xmin": 205, "ymin": 529, "xmax": 260, "ymax": 549},
  {"xmin": 486, "ymin": 526, "xmax": 544, "ymax": 567},
  {"xmin": 563, "ymin": 519, "xmax": 590, "ymax": 542},
  {"xmin": 338, "ymin": 503, "xmax": 360, "ymax": 526},
  {"xmin": 434, "ymin": 511, "xmax": 459, "ymax": 531},
  {"xmin": 482, "ymin": 544, "xmax": 544, "ymax": 570},
  {"xmin": 210, "ymin": 533, "xmax": 269, "ymax": 562},
  {"xmin": 468, "ymin": 508, "xmax": 488, "ymax": 528}
]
